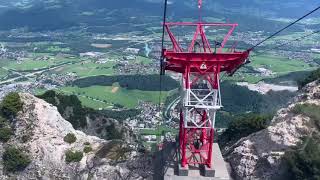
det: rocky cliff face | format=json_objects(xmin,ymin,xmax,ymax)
[
  {"xmin": 225, "ymin": 80, "xmax": 320, "ymax": 180},
  {"xmin": 0, "ymin": 93, "xmax": 151, "ymax": 180}
]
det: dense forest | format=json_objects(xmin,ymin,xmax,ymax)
[
  {"xmin": 100, "ymin": 109, "xmax": 141, "ymax": 121},
  {"xmin": 216, "ymin": 81, "xmax": 296, "ymax": 127},
  {"xmin": 218, "ymin": 113, "xmax": 272, "ymax": 147},
  {"xmin": 263, "ymin": 68, "xmax": 320, "ymax": 88},
  {"xmin": 263, "ymin": 71, "xmax": 311, "ymax": 86},
  {"xmin": 298, "ymin": 68, "xmax": 320, "ymax": 89},
  {"xmin": 72, "ymin": 74, "xmax": 179, "ymax": 91}
]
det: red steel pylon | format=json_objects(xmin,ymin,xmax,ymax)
[{"xmin": 162, "ymin": 13, "xmax": 250, "ymax": 168}]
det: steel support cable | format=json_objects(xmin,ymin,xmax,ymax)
[
  {"xmin": 157, "ymin": 0, "xmax": 168, "ymax": 177},
  {"xmin": 160, "ymin": 0, "xmax": 168, "ymax": 72},
  {"xmin": 249, "ymin": 5, "xmax": 320, "ymax": 50},
  {"xmin": 158, "ymin": 0, "xmax": 168, "ymax": 110}
]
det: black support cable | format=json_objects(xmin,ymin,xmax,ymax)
[
  {"xmin": 158, "ymin": 0, "xmax": 168, "ymax": 109},
  {"xmin": 160, "ymin": 0, "xmax": 168, "ymax": 75},
  {"xmin": 161, "ymin": 0, "xmax": 168, "ymax": 59},
  {"xmin": 249, "ymin": 5, "xmax": 320, "ymax": 50},
  {"xmin": 158, "ymin": 1, "xmax": 168, "ymax": 177}
]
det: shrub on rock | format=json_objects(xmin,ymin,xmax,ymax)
[
  {"xmin": 0, "ymin": 116, "xmax": 13, "ymax": 142},
  {"xmin": 285, "ymin": 136, "xmax": 320, "ymax": 179},
  {"xmin": 64, "ymin": 133, "xmax": 77, "ymax": 144},
  {"xmin": 65, "ymin": 150, "xmax": 83, "ymax": 163},
  {"xmin": 1, "ymin": 92, "xmax": 23, "ymax": 118},
  {"xmin": 84, "ymin": 142, "xmax": 90, "ymax": 146},
  {"xmin": 0, "ymin": 127, "xmax": 13, "ymax": 142},
  {"xmin": 83, "ymin": 146, "xmax": 92, "ymax": 153},
  {"xmin": 2, "ymin": 147, "xmax": 31, "ymax": 172}
]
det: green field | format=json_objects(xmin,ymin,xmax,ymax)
[
  {"xmin": 46, "ymin": 46, "xmax": 71, "ymax": 53},
  {"xmin": 57, "ymin": 56, "xmax": 152, "ymax": 77},
  {"xmin": 6, "ymin": 60, "xmax": 52, "ymax": 71},
  {"xmin": 78, "ymin": 96, "xmax": 113, "ymax": 109},
  {"xmin": 34, "ymin": 88, "xmax": 48, "ymax": 95},
  {"xmin": 58, "ymin": 85, "xmax": 169, "ymax": 109},
  {"xmin": 0, "ymin": 68, "xmax": 8, "ymax": 79},
  {"xmin": 273, "ymin": 32, "xmax": 306, "ymax": 41},
  {"xmin": 313, "ymin": 53, "xmax": 320, "ymax": 59},
  {"xmin": 226, "ymin": 74, "xmax": 265, "ymax": 83},
  {"xmin": 57, "ymin": 60, "xmax": 115, "ymax": 77},
  {"xmin": 249, "ymin": 55, "xmax": 312, "ymax": 73},
  {"xmin": 268, "ymin": 32, "xmax": 320, "ymax": 45},
  {"xmin": 5, "ymin": 55, "xmax": 75, "ymax": 71},
  {"xmin": 135, "ymin": 56, "xmax": 152, "ymax": 65},
  {"xmin": 140, "ymin": 125, "xmax": 178, "ymax": 136},
  {"xmin": 225, "ymin": 54, "xmax": 315, "ymax": 83},
  {"xmin": 270, "ymin": 17, "xmax": 320, "ymax": 25}
]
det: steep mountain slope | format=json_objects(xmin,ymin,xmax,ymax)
[
  {"xmin": 224, "ymin": 80, "xmax": 320, "ymax": 179},
  {"xmin": 0, "ymin": 93, "xmax": 151, "ymax": 179},
  {"xmin": 36, "ymin": 90, "xmax": 138, "ymax": 142}
]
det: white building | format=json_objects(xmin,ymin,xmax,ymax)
[{"xmin": 125, "ymin": 48, "xmax": 140, "ymax": 54}]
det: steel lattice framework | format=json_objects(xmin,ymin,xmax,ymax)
[{"xmin": 162, "ymin": 1, "xmax": 251, "ymax": 169}]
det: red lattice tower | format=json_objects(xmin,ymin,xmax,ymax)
[{"xmin": 162, "ymin": 0, "xmax": 251, "ymax": 169}]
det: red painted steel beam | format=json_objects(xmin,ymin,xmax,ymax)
[{"xmin": 165, "ymin": 22, "xmax": 238, "ymax": 26}]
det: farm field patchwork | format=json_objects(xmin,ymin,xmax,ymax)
[
  {"xmin": 225, "ymin": 54, "xmax": 316, "ymax": 83},
  {"xmin": 77, "ymin": 96, "xmax": 113, "ymax": 109},
  {"xmin": 58, "ymin": 85, "xmax": 169, "ymax": 109},
  {"xmin": 249, "ymin": 55, "xmax": 312, "ymax": 73},
  {"xmin": 57, "ymin": 60, "xmax": 116, "ymax": 77},
  {"xmin": 140, "ymin": 125, "xmax": 178, "ymax": 136},
  {"xmin": 135, "ymin": 56, "xmax": 152, "ymax": 65},
  {"xmin": 5, "ymin": 56, "xmax": 75, "ymax": 71},
  {"xmin": 226, "ymin": 73, "xmax": 265, "ymax": 84},
  {"xmin": 0, "ymin": 68, "xmax": 8, "ymax": 79}
]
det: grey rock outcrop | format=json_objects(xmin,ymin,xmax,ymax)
[
  {"xmin": 225, "ymin": 81, "xmax": 320, "ymax": 180},
  {"xmin": 0, "ymin": 93, "xmax": 151, "ymax": 180}
]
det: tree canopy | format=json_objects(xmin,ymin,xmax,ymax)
[{"xmin": 72, "ymin": 74, "xmax": 179, "ymax": 91}]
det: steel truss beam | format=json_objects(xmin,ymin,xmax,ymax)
[{"xmin": 163, "ymin": 21, "xmax": 250, "ymax": 169}]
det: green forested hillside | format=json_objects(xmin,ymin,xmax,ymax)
[
  {"xmin": 298, "ymin": 68, "xmax": 320, "ymax": 88},
  {"xmin": 219, "ymin": 113, "xmax": 272, "ymax": 147},
  {"xmin": 216, "ymin": 82, "xmax": 295, "ymax": 127},
  {"xmin": 72, "ymin": 75, "xmax": 179, "ymax": 91}
]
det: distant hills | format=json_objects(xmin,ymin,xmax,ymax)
[
  {"xmin": 0, "ymin": 0, "xmax": 319, "ymax": 18},
  {"xmin": 0, "ymin": 4, "xmax": 76, "ymax": 31},
  {"xmin": 0, "ymin": 0, "xmax": 317, "ymax": 31},
  {"xmin": 201, "ymin": 0, "xmax": 320, "ymax": 18}
]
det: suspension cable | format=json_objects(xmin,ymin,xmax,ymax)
[
  {"xmin": 161, "ymin": 0, "xmax": 168, "ymax": 60},
  {"xmin": 249, "ymin": 5, "xmax": 320, "ymax": 50},
  {"xmin": 155, "ymin": 1, "xmax": 168, "ymax": 176},
  {"xmin": 159, "ymin": 0, "xmax": 168, "ymax": 109}
]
